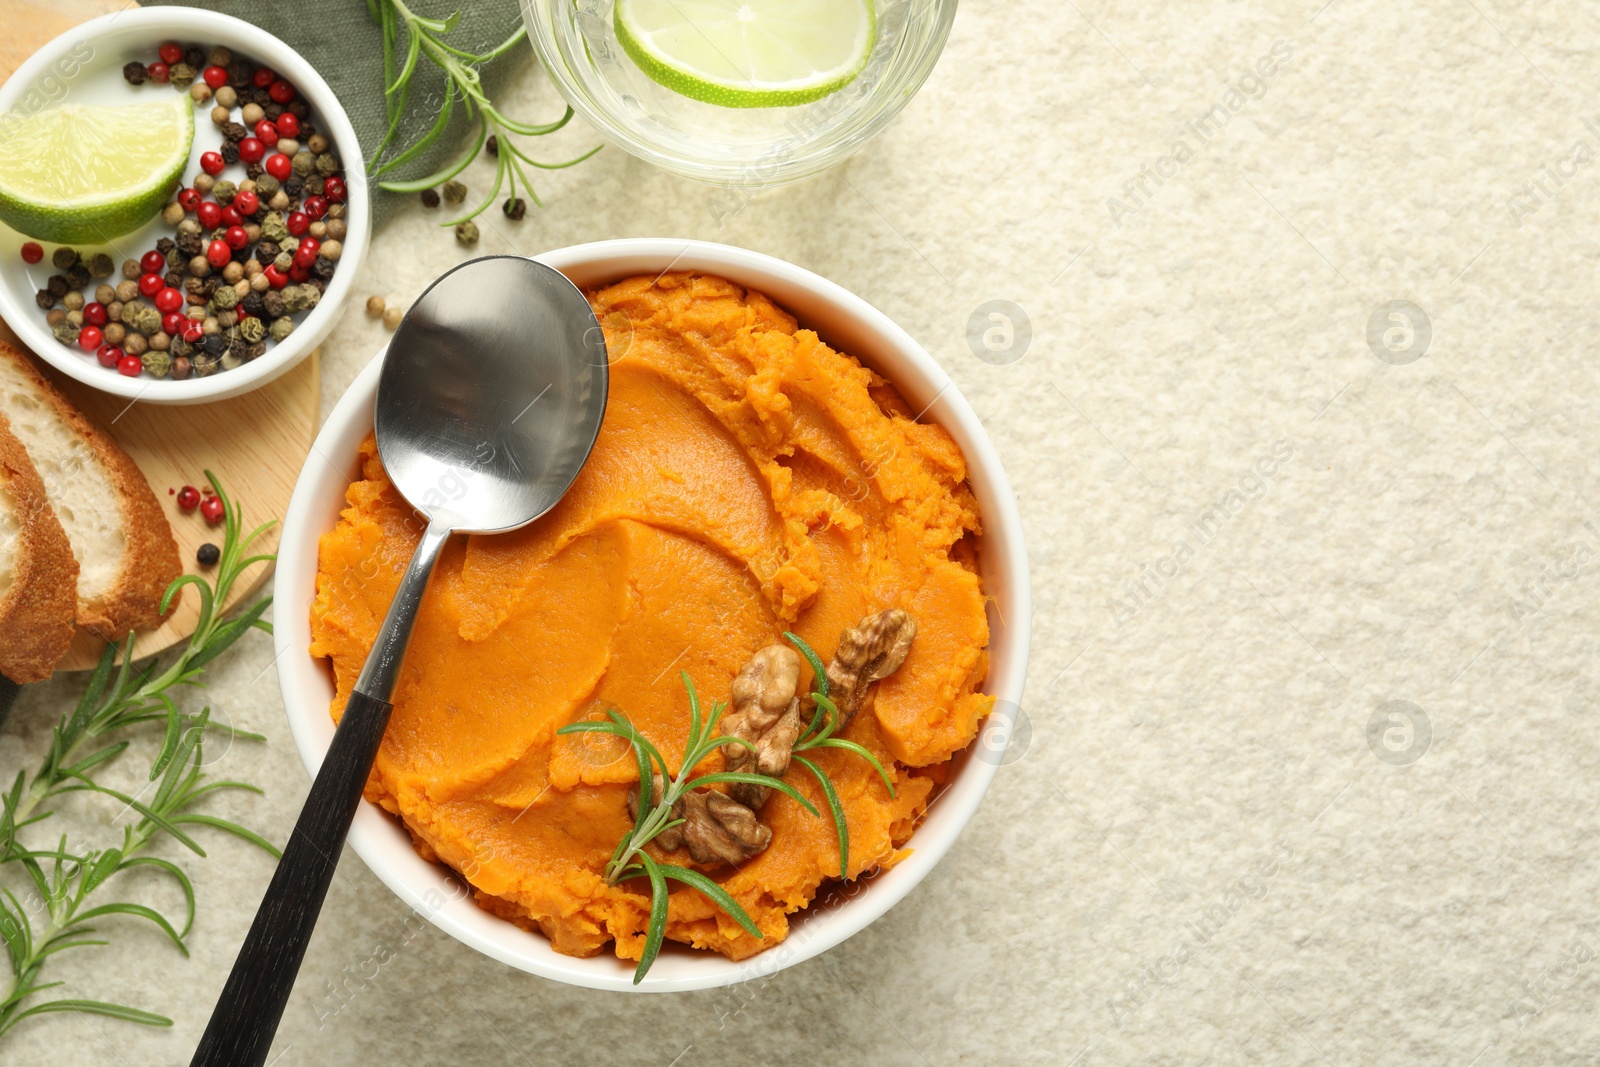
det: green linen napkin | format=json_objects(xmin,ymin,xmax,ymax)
[{"xmin": 147, "ymin": 0, "xmax": 533, "ymax": 225}]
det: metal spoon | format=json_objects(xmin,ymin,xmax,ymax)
[{"xmin": 192, "ymin": 256, "xmax": 609, "ymax": 1067}]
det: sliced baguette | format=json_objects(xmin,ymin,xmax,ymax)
[
  {"xmin": 0, "ymin": 340, "xmax": 182, "ymax": 640},
  {"xmin": 0, "ymin": 410, "xmax": 77, "ymax": 682}
]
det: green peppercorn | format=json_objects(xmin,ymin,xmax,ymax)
[
  {"xmin": 239, "ymin": 315, "xmax": 266, "ymax": 344},
  {"xmin": 455, "ymin": 220, "xmax": 479, "ymax": 245},
  {"xmin": 168, "ymin": 63, "xmax": 196, "ymax": 87},
  {"xmin": 268, "ymin": 316, "xmax": 295, "ymax": 342},
  {"xmin": 51, "ymin": 322, "xmax": 79, "ymax": 345},
  {"xmin": 144, "ymin": 349, "xmax": 173, "ymax": 378},
  {"xmin": 259, "ymin": 210, "xmax": 289, "ymax": 244},
  {"xmin": 442, "ymin": 179, "xmax": 467, "ymax": 203}
]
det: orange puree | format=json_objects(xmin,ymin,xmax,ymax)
[{"xmin": 310, "ymin": 272, "xmax": 990, "ymax": 963}]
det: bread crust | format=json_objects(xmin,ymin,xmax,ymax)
[
  {"xmin": 0, "ymin": 412, "xmax": 77, "ymax": 683},
  {"xmin": 0, "ymin": 341, "xmax": 182, "ymax": 640}
]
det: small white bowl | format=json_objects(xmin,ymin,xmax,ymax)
[
  {"xmin": 0, "ymin": 8, "xmax": 369, "ymax": 404},
  {"xmin": 274, "ymin": 239, "xmax": 1031, "ymax": 991}
]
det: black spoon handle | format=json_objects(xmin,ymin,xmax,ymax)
[{"xmin": 189, "ymin": 690, "xmax": 392, "ymax": 1067}]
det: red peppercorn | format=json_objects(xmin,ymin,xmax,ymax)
[
  {"xmin": 138, "ymin": 272, "xmax": 165, "ymax": 298},
  {"xmin": 285, "ymin": 211, "xmax": 308, "ymax": 236},
  {"xmin": 274, "ymin": 112, "xmax": 300, "ymax": 139},
  {"xmin": 200, "ymin": 151, "xmax": 225, "ymax": 176},
  {"xmin": 83, "ymin": 302, "xmax": 108, "ymax": 326},
  {"xmin": 233, "ymin": 189, "xmax": 259, "ymax": 216},
  {"xmin": 178, "ymin": 187, "xmax": 201, "ymax": 211},
  {"xmin": 252, "ymin": 67, "xmax": 276, "ymax": 88},
  {"xmin": 77, "ymin": 326, "xmax": 102, "ymax": 352},
  {"xmin": 140, "ymin": 249, "xmax": 166, "ymax": 275},
  {"xmin": 268, "ymin": 79, "xmax": 295, "ymax": 104},
  {"xmin": 19, "ymin": 242, "xmax": 42, "ymax": 264},
  {"xmin": 159, "ymin": 43, "xmax": 183, "ymax": 65},
  {"xmin": 176, "ymin": 485, "xmax": 201, "ymax": 510},
  {"xmin": 197, "ymin": 201, "xmax": 222, "ymax": 229},
  {"xmin": 200, "ymin": 495, "xmax": 225, "ymax": 524},
  {"xmin": 323, "ymin": 176, "xmax": 346, "ymax": 203},
  {"xmin": 224, "ymin": 225, "xmax": 249, "ymax": 250},
  {"xmin": 263, "ymin": 264, "xmax": 288, "ymax": 289},
  {"xmin": 147, "ymin": 61, "xmax": 169, "ymax": 83},
  {"xmin": 202, "ymin": 65, "xmax": 228, "ymax": 89},
  {"xmin": 155, "ymin": 287, "xmax": 183, "ymax": 313},
  {"xmin": 96, "ymin": 344, "xmax": 122, "ymax": 368},
  {"xmin": 237, "ymin": 136, "xmax": 264, "ymax": 164},
  {"xmin": 162, "ymin": 311, "xmax": 185, "ymax": 335},
  {"xmin": 293, "ymin": 237, "xmax": 320, "ymax": 266},
  {"xmin": 302, "ymin": 195, "xmax": 327, "ymax": 221},
  {"xmin": 254, "ymin": 119, "xmax": 279, "ymax": 147},
  {"xmin": 288, "ymin": 264, "xmax": 311, "ymax": 284},
  {"xmin": 117, "ymin": 355, "xmax": 143, "ymax": 378},
  {"xmin": 219, "ymin": 206, "xmax": 241, "ymax": 228},
  {"xmin": 206, "ymin": 239, "xmax": 232, "ymax": 269},
  {"xmin": 264, "ymin": 153, "xmax": 291, "ymax": 181},
  {"xmin": 181, "ymin": 320, "xmax": 205, "ymax": 343}
]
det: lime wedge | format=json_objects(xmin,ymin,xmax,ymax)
[
  {"xmin": 0, "ymin": 96, "xmax": 193, "ymax": 244},
  {"xmin": 615, "ymin": 0, "xmax": 876, "ymax": 108}
]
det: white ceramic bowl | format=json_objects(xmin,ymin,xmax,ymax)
[
  {"xmin": 0, "ymin": 8, "xmax": 369, "ymax": 404},
  {"xmin": 274, "ymin": 239, "xmax": 1031, "ymax": 991}
]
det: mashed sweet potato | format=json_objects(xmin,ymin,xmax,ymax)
[{"xmin": 310, "ymin": 272, "xmax": 990, "ymax": 963}]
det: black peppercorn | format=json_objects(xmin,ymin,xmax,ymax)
[
  {"xmin": 256, "ymin": 240, "xmax": 280, "ymax": 261},
  {"xmin": 228, "ymin": 333, "xmax": 247, "ymax": 361},
  {"xmin": 184, "ymin": 276, "xmax": 207, "ymax": 297},
  {"xmin": 503, "ymin": 197, "xmax": 526, "ymax": 221},
  {"xmin": 35, "ymin": 289, "xmax": 55, "ymax": 309},
  {"xmin": 176, "ymin": 232, "xmax": 203, "ymax": 257},
  {"xmin": 64, "ymin": 264, "xmax": 90, "ymax": 289},
  {"xmin": 284, "ymin": 175, "xmax": 304, "ymax": 198},
  {"xmin": 311, "ymin": 256, "xmax": 335, "ymax": 280},
  {"xmin": 245, "ymin": 163, "xmax": 264, "ymax": 181},
  {"xmin": 486, "ymin": 135, "xmax": 498, "ymax": 157},
  {"xmin": 184, "ymin": 46, "xmax": 205, "ymax": 69},
  {"xmin": 202, "ymin": 332, "xmax": 225, "ymax": 356},
  {"xmin": 165, "ymin": 269, "xmax": 184, "ymax": 289},
  {"xmin": 288, "ymin": 99, "xmax": 309, "ymax": 118},
  {"xmin": 155, "ymin": 236, "xmax": 175, "ymax": 256},
  {"xmin": 264, "ymin": 101, "xmax": 284, "ymax": 120},
  {"xmin": 222, "ymin": 121, "xmax": 248, "ymax": 142},
  {"xmin": 420, "ymin": 188, "xmax": 440, "ymax": 208},
  {"xmin": 245, "ymin": 341, "xmax": 266, "ymax": 361},
  {"xmin": 220, "ymin": 141, "xmax": 240, "ymax": 165},
  {"xmin": 170, "ymin": 337, "xmax": 194, "ymax": 360},
  {"xmin": 262, "ymin": 290, "xmax": 287, "ymax": 318},
  {"xmin": 241, "ymin": 291, "xmax": 266, "ymax": 318},
  {"xmin": 196, "ymin": 542, "xmax": 220, "ymax": 567},
  {"xmin": 123, "ymin": 62, "xmax": 147, "ymax": 85},
  {"xmin": 46, "ymin": 275, "xmax": 68, "ymax": 297}
]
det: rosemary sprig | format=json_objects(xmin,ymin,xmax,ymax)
[
  {"xmin": 782, "ymin": 632, "xmax": 896, "ymax": 880},
  {"xmin": 365, "ymin": 0, "xmax": 602, "ymax": 223},
  {"xmin": 558, "ymin": 672, "xmax": 818, "ymax": 983},
  {"xmin": 0, "ymin": 471, "xmax": 278, "ymax": 1037}
]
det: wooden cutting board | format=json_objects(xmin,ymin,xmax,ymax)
[{"xmin": 1, "ymin": 0, "xmax": 320, "ymax": 671}]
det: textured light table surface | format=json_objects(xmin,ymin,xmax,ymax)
[{"xmin": 6, "ymin": 1, "xmax": 1600, "ymax": 1063}]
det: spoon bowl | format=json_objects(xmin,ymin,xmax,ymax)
[{"xmin": 377, "ymin": 257, "xmax": 609, "ymax": 532}]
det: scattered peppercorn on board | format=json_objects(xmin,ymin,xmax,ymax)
[{"xmin": 0, "ymin": 2, "xmax": 320, "ymax": 670}]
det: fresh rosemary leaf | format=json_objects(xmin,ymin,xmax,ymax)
[
  {"xmin": 792, "ymin": 754, "xmax": 849, "ymax": 879},
  {"xmin": 659, "ymin": 864, "xmax": 762, "ymax": 939}
]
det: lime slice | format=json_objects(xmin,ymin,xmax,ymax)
[
  {"xmin": 0, "ymin": 96, "xmax": 193, "ymax": 244},
  {"xmin": 615, "ymin": 0, "xmax": 876, "ymax": 108}
]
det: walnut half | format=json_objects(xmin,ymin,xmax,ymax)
[
  {"xmin": 824, "ymin": 608, "xmax": 917, "ymax": 729},
  {"xmin": 721, "ymin": 644, "xmax": 804, "ymax": 809},
  {"xmin": 627, "ymin": 772, "xmax": 773, "ymax": 869}
]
